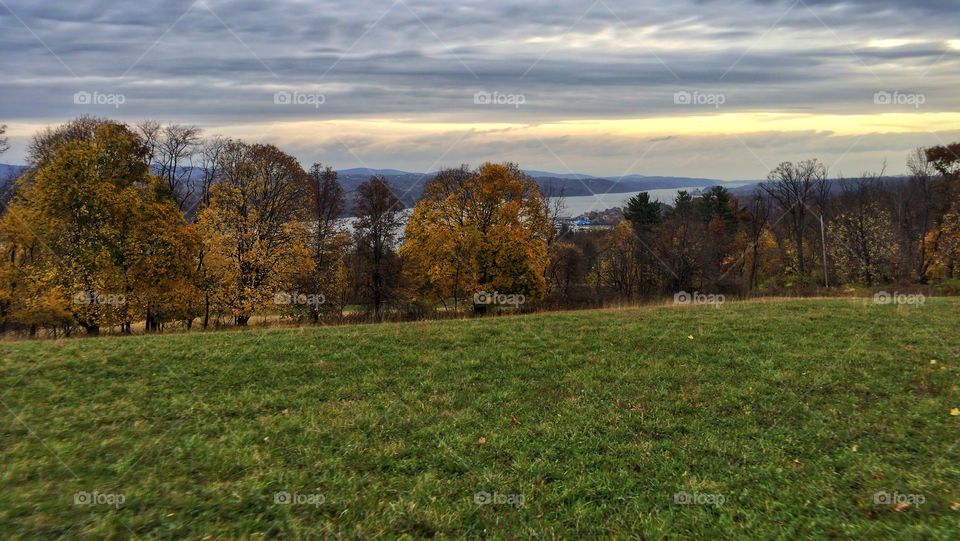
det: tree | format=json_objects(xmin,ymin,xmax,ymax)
[
  {"xmin": 547, "ymin": 241, "xmax": 584, "ymax": 298},
  {"xmin": 198, "ymin": 135, "xmax": 227, "ymax": 213},
  {"xmin": 198, "ymin": 142, "xmax": 312, "ymax": 326},
  {"xmin": 623, "ymin": 192, "xmax": 661, "ymax": 232},
  {"xmin": 25, "ymin": 115, "xmax": 109, "ymax": 168},
  {"xmin": 0, "ymin": 124, "xmax": 8, "ymax": 155},
  {"xmin": 193, "ymin": 136, "xmax": 227, "ymax": 327},
  {"xmin": 599, "ymin": 221, "xmax": 643, "ymax": 297},
  {"xmin": 930, "ymin": 208, "xmax": 960, "ymax": 278},
  {"xmin": 926, "ymin": 142, "xmax": 960, "ymax": 204},
  {"xmin": 761, "ymin": 159, "xmax": 827, "ymax": 276},
  {"xmin": 353, "ymin": 175, "xmax": 405, "ymax": 319},
  {"xmin": 743, "ymin": 192, "xmax": 771, "ymax": 291},
  {"xmin": 899, "ymin": 148, "xmax": 936, "ymax": 283},
  {"xmin": 698, "ymin": 186, "xmax": 738, "ymax": 228},
  {"xmin": 291, "ymin": 164, "xmax": 349, "ymax": 322},
  {"xmin": 925, "ymin": 142, "xmax": 960, "ymax": 276},
  {"xmin": 139, "ymin": 122, "xmax": 202, "ymax": 211},
  {"xmin": 828, "ymin": 201, "xmax": 895, "ymax": 285},
  {"xmin": 0, "ymin": 120, "xmax": 197, "ymax": 335},
  {"xmin": 401, "ymin": 163, "xmax": 552, "ymax": 313},
  {"xmin": 658, "ymin": 190, "xmax": 701, "ymax": 291}
]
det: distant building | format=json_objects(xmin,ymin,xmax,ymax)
[{"xmin": 554, "ymin": 217, "xmax": 612, "ymax": 232}]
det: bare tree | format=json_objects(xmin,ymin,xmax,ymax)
[
  {"xmin": 307, "ymin": 164, "xmax": 346, "ymax": 260},
  {"xmin": 157, "ymin": 124, "xmax": 202, "ymax": 211},
  {"xmin": 198, "ymin": 135, "xmax": 227, "ymax": 214},
  {"xmin": 297, "ymin": 164, "xmax": 347, "ymax": 321},
  {"xmin": 760, "ymin": 159, "xmax": 827, "ymax": 275},
  {"xmin": 136, "ymin": 120, "xmax": 161, "ymax": 164},
  {"xmin": 353, "ymin": 176, "xmax": 405, "ymax": 320},
  {"xmin": 903, "ymin": 148, "xmax": 936, "ymax": 282},
  {"xmin": 744, "ymin": 191, "xmax": 771, "ymax": 292},
  {"xmin": 136, "ymin": 121, "xmax": 202, "ymax": 210},
  {"xmin": 538, "ymin": 179, "xmax": 566, "ymax": 246}
]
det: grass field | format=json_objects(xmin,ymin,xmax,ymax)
[{"xmin": 1, "ymin": 298, "xmax": 959, "ymax": 539}]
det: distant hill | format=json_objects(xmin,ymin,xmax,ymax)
[
  {"xmin": 338, "ymin": 168, "xmax": 418, "ymax": 177},
  {"xmin": 0, "ymin": 163, "xmax": 750, "ymax": 213},
  {"xmin": 0, "ymin": 164, "xmax": 27, "ymax": 180},
  {"xmin": 522, "ymin": 170, "xmax": 596, "ymax": 180}
]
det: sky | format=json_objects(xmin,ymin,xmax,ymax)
[{"xmin": 1, "ymin": 0, "xmax": 959, "ymax": 179}]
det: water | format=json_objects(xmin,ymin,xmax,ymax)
[
  {"xmin": 338, "ymin": 186, "xmax": 747, "ymax": 230},
  {"xmin": 552, "ymin": 188, "xmax": 701, "ymax": 217}
]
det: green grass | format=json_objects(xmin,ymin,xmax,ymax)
[{"xmin": 1, "ymin": 298, "xmax": 959, "ymax": 539}]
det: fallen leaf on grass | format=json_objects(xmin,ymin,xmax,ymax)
[
  {"xmin": 950, "ymin": 408, "xmax": 960, "ymax": 416},
  {"xmin": 478, "ymin": 436, "xmax": 487, "ymax": 445},
  {"xmin": 510, "ymin": 415, "xmax": 519, "ymax": 425},
  {"xmin": 950, "ymin": 502, "xmax": 960, "ymax": 511},
  {"xmin": 687, "ymin": 335, "xmax": 695, "ymax": 340},
  {"xmin": 893, "ymin": 502, "xmax": 910, "ymax": 512}
]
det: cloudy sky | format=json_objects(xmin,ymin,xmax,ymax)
[{"xmin": 1, "ymin": 0, "xmax": 959, "ymax": 179}]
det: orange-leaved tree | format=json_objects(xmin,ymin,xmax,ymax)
[{"xmin": 401, "ymin": 163, "xmax": 551, "ymax": 311}]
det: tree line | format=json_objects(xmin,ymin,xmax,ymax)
[
  {"xmin": 547, "ymin": 151, "xmax": 960, "ymax": 306},
  {"xmin": 0, "ymin": 116, "xmax": 957, "ymax": 336}
]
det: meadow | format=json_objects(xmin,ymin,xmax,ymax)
[{"xmin": 1, "ymin": 298, "xmax": 958, "ymax": 539}]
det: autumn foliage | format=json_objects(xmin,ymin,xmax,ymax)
[
  {"xmin": 401, "ymin": 163, "xmax": 551, "ymax": 310},
  {"xmin": 1, "ymin": 116, "xmax": 959, "ymax": 336}
]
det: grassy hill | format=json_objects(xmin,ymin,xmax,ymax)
[{"xmin": 1, "ymin": 299, "xmax": 958, "ymax": 539}]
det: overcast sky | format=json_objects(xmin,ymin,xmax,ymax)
[{"xmin": 2, "ymin": 0, "xmax": 959, "ymax": 178}]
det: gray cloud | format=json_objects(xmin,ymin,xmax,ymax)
[{"xmin": 1, "ymin": 0, "xmax": 958, "ymax": 176}]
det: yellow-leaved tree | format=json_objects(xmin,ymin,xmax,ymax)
[
  {"xmin": 401, "ymin": 163, "xmax": 551, "ymax": 312},
  {"xmin": 0, "ymin": 119, "xmax": 199, "ymax": 335},
  {"xmin": 197, "ymin": 142, "xmax": 313, "ymax": 325}
]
